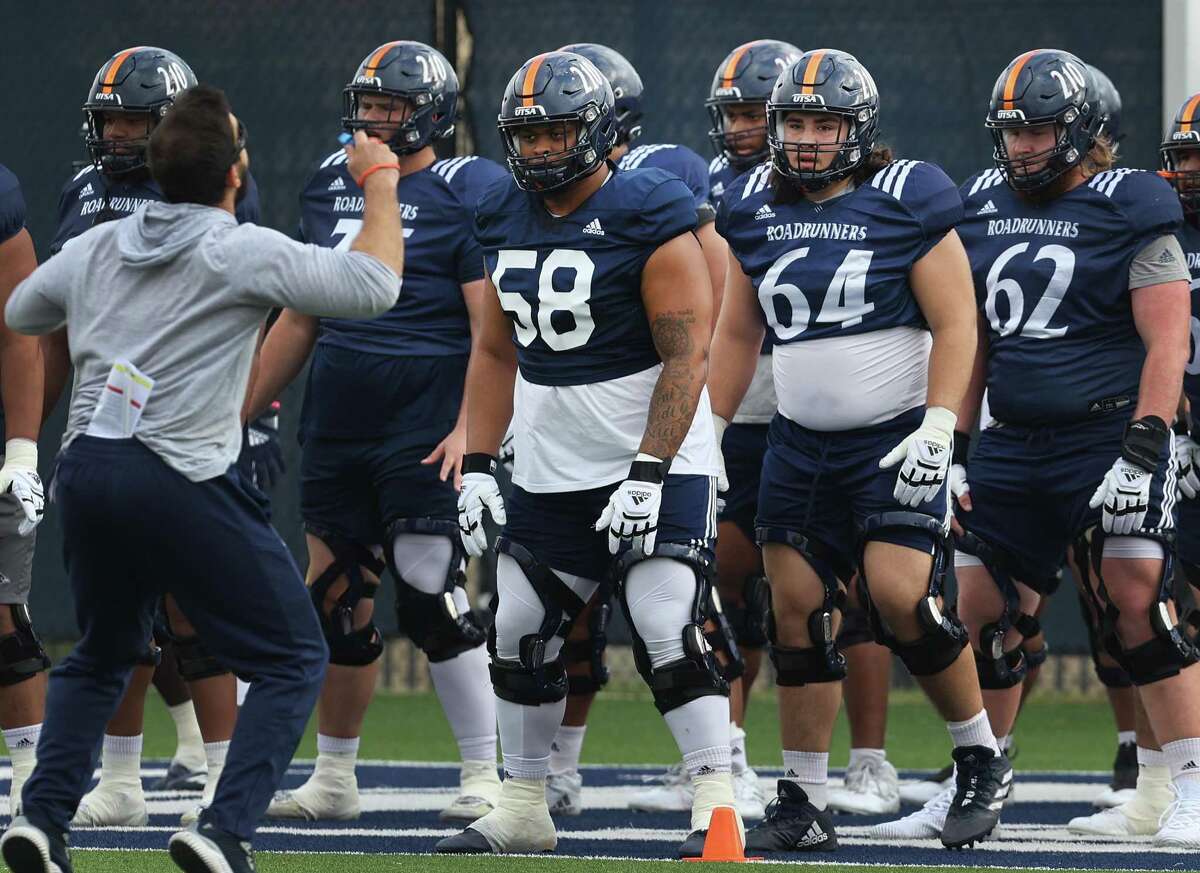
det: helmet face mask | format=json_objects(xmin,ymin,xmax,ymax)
[
  {"xmin": 766, "ymin": 50, "xmax": 878, "ymax": 191},
  {"xmin": 708, "ymin": 102, "xmax": 769, "ymax": 169},
  {"xmin": 83, "ymin": 47, "xmax": 196, "ymax": 176},
  {"xmin": 497, "ymin": 52, "xmax": 616, "ymax": 194},
  {"xmin": 986, "ymin": 50, "xmax": 1098, "ymax": 193},
  {"xmin": 342, "ymin": 41, "xmax": 458, "ymax": 157}
]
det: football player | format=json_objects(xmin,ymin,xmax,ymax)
[
  {"xmin": 49, "ymin": 46, "xmax": 262, "ymax": 828},
  {"xmin": 941, "ymin": 50, "xmax": 1200, "ymax": 850},
  {"xmin": 531, "ymin": 40, "xmax": 763, "ymax": 822},
  {"xmin": 436, "ymin": 51, "xmax": 731, "ymax": 858},
  {"xmin": 0, "ymin": 165, "xmax": 50, "ymax": 818},
  {"xmin": 710, "ymin": 50, "xmax": 1007, "ymax": 852},
  {"xmin": 248, "ymin": 41, "xmax": 506, "ymax": 823}
]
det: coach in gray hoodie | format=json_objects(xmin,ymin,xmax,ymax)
[{"xmin": 0, "ymin": 85, "xmax": 404, "ymax": 873}]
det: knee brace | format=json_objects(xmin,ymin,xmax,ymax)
[
  {"xmin": 563, "ymin": 584, "xmax": 612, "ymax": 696},
  {"xmin": 307, "ymin": 527, "xmax": 386, "ymax": 667},
  {"xmin": 1092, "ymin": 531, "xmax": 1198, "ymax": 686},
  {"xmin": 723, "ymin": 574, "xmax": 770, "ymax": 650},
  {"xmin": 836, "ymin": 603, "xmax": 875, "ymax": 649},
  {"xmin": 703, "ymin": 587, "xmax": 746, "ymax": 683},
  {"xmin": 955, "ymin": 529, "xmax": 1039, "ymax": 688},
  {"xmin": 617, "ymin": 544, "xmax": 729, "ymax": 714},
  {"xmin": 1073, "ymin": 534, "xmax": 1132, "ymax": 688},
  {"xmin": 488, "ymin": 537, "xmax": 586, "ymax": 705},
  {"xmin": 858, "ymin": 513, "xmax": 966, "ymax": 678},
  {"xmin": 157, "ymin": 606, "xmax": 229, "ymax": 681},
  {"xmin": 0, "ymin": 605, "xmax": 50, "ymax": 686},
  {"xmin": 388, "ymin": 519, "xmax": 488, "ymax": 663},
  {"xmin": 756, "ymin": 527, "xmax": 847, "ymax": 686},
  {"xmin": 135, "ymin": 642, "xmax": 162, "ymax": 668}
]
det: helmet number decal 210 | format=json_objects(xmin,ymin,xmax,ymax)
[{"xmin": 157, "ymin": 62, "xmax": 192, "ymax": 97}]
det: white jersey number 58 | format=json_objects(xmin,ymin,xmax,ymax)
[{"xmin": 492, "ymin": 249, "xmax": 595, "ymax": 351}]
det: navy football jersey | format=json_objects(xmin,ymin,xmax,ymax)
[
  {"xmin": 474, "ymin": 164, "xmax": 697, "ymax": 387},
  {"xmin": 51, "ymin": 165, "xmax": 261, "ymax": 254},
  {"xmin": 618, "ymin": 144, "xmax": 714, "ymax": 224},
  {"xmin": 1178, "ymin": 218, "xmax": 1200, "ymax": 410},
  {"xmin": 299, "ymin": 152, "xmax": 504, "ymax": 358},
  {"xmin": 0, "ymin": 164, "xmax": 25, "ymax": 245},
  {"xmin": 708, "ymin": 154, "xmax": 744, "ymax": 212},
  {"xmin": 718, "ymin": 160, "xmax": 962, "ymax": 345},
  {"xmin": 959, "ymin": 168, "xmax": 1183, "ymax": 427}
]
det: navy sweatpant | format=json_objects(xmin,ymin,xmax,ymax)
[{"xmin": 23, "ymin": 437, "xmax": 327, "ymax": 841}]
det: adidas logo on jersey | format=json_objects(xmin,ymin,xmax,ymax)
[
  {"xmin": 327, "ymin": 176, "xmax": 346, "ymax": 192},
  {"xmin": 78, "ymin": 183, "xmax": 94, "ymax": 199},
  {"xmin": 976, "ymin": 200, "xmax": 998, "ymax": 215},
  {"xmin": 754, "ymin": 203, "xmax": 776, "ymax": 220},
  {"xmin": 794, "ymin": 822, "xmax": 829, "ymax": 848},
  {"xmin": 582, "ymin": 218, "xmax": 605, "ymax": 236},
  {"xmin": 711, "ymin": 181, "xmax": 725, "ymax": 198}
]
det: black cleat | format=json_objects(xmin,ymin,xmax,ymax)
[
  {"xmin": 678, "ymin": 829, "xmax": 708, "ymax": 858},
  {"xmin": 745, "ymin": 781, "xmax": 838, "ymax": 853},
  {"xmin": 940, "ymin": 745, "xmax": 1012, "ymax": 849},
  {"xmin": 0, "ymin": 816, "xmax": 73, "ymax": 873},
  {"xmin": 435, "ymin": 827, "xmax": 494, "ymax": 854},
  {"xmin": 1111, "ymin": 740, "xmax": 1137, "ymax": 792},
  {"xmin": 168, "ymin": 824, "xmax": 255, "ymax": 873},
  {"xmin": 154, "ymin": 761, "xmax": 207, "ymax": 791}
]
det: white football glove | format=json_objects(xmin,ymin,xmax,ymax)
[
  {"xmin": 1176, "ymin": 433, "xmax": 1200, "ymax": 499},
  {"xmin": 878, "ymin": 407, "xmax": 956, "ymax": 507},
  {"xmin": 595, "ymin": 454, "xmax": 665, "ymax": 556},
  {"xmin": 1089, "ymin": 456, "xmax": 1153, "ymax": 535},
  {"xmin": 457, "ymin": 457, "xmax": 506, "ymax": 558},
  {"xmin": 0, "ymin": 439, "xmax": 43, "ymax": 537},
  {"xmin": 712, "ymin": 414, "xmax": 730, "ymax": 494}
]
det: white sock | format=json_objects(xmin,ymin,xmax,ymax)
[
  {"xmin": 315, "ymin": 734, "xmax": 359, "ymax": 777},
  {"xmin": 1162, "ymin": 737, "xmax": 1200, "ymax": 787},
  {"xmin": 428, "ymin": 643, "xmax": 498, "ymax": 765},
  {"xmin": 549, "ymin": 725, "xmax": 587, "ymax": 776},
  {"xmin": 496, "ymin": 695, "xmax": 564, "ymax": 781},
  {"xmin": 997, "ymin": 734, "xmax": 1012, "ymax": 753},
  {"xmin": 848, "ymin": 747, "xmax": 885, "ymax": 768},
  {"xmin": 200, "ymin": 740, "xmax": 229, "ymax": 805},
  {"xmin": 1117, "ymin": 730, "xmax": 1136, "ymax": 746},
  {"xmin": 730, "ymin": 723, "xmax": 749, "ymax": 776},
  {"xmin": 1138, "ymin": 745, "xmax": 1166, "ymax": 768},
  {"xmin": 946, "ymin": 711, "xmax": 1000, "ymax": 754},
  {"xmin": 4, "ymin": 724, "xmax": 40, "ymax": 784},
  {"xmin": 101, "ymin": 734, "xmax": 143, "ymax": 785},
  {"xmin": 663, "ymin": 697, "xmax": 732, "ymax": 774},
  {"xmin": 168, "ymin": 702, "xmax": 206, "ymax": 770},
  {"xmin": 782, "ymin": 750, "xmax": 828, "ymax": 810}
]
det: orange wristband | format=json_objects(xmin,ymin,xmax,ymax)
[{"xmin": 356, "ymin": 163, "xmax": 401, "ymax": 189}]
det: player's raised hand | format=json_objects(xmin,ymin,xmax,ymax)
[{"xmin": 344, "ymin": 130, "xmax": 400, "ymax": 187}]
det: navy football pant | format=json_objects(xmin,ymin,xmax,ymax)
[{"xmin": 23, "ymin": 437, "xmax": 327, "ymax": 841}]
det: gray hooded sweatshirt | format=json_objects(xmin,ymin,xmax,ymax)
[{"xmin": 6, "ymin": 202, "xmax": 400, "ymax": 481}]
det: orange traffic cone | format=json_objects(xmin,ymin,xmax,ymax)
[{"xmin": 683, "ymin": 805, "xmax": 763, "ymax": 863}]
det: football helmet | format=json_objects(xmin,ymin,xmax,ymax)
[
  {"xmin": 559, "ymin": 43, "xmax": 643, "ymax": 147},
  {"xmin": 986, "ymin": 49, "xmax": 1099, "ymax": 192},
  {"xmin": 706, "ymin": 39, "xmax": 803, "ymax": 171},
  {"xmin": 1161, "ymin": 92, "xmax": 1200, "ymax": 214},
  {"xmin": 767, "ymin": 49, "xmax": 879, "ymax": 190},
  {"xmin": 83, "ymin": 46, "xmax": 196, "ymax": 175},
  {"xmin": 343, "ymin": 41, "xmax": 458, "ymax": 156},
  {"xmin": 1087, "ymin": 64, "xmax": 1122, "ymax": 145},
  {"xmin": 497, "ymin": 51, "xmax": 616, "ymax": 193}
]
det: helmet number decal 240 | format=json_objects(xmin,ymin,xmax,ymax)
[
  {"xmin": 157, "ymin": 63, "xmax": 192, "ymax": 97},
  {"xmin": 758, "ymin": 247, "xmax": 876, "ymax": 339},
  {"xmin": 984, "ymin": 242, "xmax": 1074, "ymax": 339},
  {"xmin": 492, "ymin": 249, "xmax": 596, "ymax": 351}
]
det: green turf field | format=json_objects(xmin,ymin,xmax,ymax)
[{"xmin": 139, "ymin": 688, "xmax": 1121, "ymax": 772}]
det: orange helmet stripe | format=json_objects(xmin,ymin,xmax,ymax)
[
  {"xmin": 521, "ymin": 53, "xmax": 548, "ymax": 107},
  {"xmin": 1180, "ymin": 93, "xmax": 1200, "ymax": 133},
  {"xmin": 1002, "ymin": 50, "xmax": 1040, "ymax": 110},
  {"xmin": 721, "ymin": 41, "xmax": 760, "ymax": 89},
  {"xmin": 800, "ymin": 50, "xmax": 826, "ymax": 95},
  {"xmin": 364, "ymin": 41, "xmax": 401, "ymax": 79},
  {"xmin": 100, "ymin": 46, "xmax": 145, "ymax": 94}
]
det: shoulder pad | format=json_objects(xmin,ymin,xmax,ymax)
[{"xmin": 963, "ymin": 168, "xmax": 1007, "ymax": 199}]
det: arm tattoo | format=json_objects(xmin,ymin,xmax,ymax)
[{"xmin": 641, "ymin": 309, "xmax": 706, "ymax": 460}]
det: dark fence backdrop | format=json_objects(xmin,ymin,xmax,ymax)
[{"xmin": 3, "ymin": 0, "xmax": 1163, "ymax": 648}]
